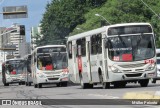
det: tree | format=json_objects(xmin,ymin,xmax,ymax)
[
  {"xmin": 70, "ymin": 0, "xmax": 160, "ymax": 47},
  {"xmin": 40, "ymin": 0, "xmax": 160, "ymax": 47},
  {"xmin": 40, "ymin": 0, "xmax": 107, "ymax": 45}
]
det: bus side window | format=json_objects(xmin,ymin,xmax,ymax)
[
  {"xmin": 91, "ymin": 35, "xmax": 97, "ymax": 54},
  {"xmin": 81, "ymin": 38, "xmax": 86, "ymax": 56},
  {"xmin": 91, "ymin": 34, "xmax": 102, "ymax": 54},
  {"xmin": 97, "ymin": 34, "xmax": 102, "ymax": 54},
  {"xmin": 68, "ymin": 42, "xmax": 72, "ymax": 59},
  {"xmin": 157, "ymin": 53, "xmax": 160, "ymax": 57},
  {"xmin": 76, "ymin": 39, "xmax": 82, "ymax": 56}
]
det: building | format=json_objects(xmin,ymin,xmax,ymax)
[
  {"xmin": 1, "ymin": 23, "xmax": 29, "ymax": 59},
  {"xmin": 19, "ymin": 42, "xmax": 31, "ymax": 57},
  {"xmin": 0, "ymin": 27, "xmax": 7, "ymax": 71},
  {"xmin": 31, "ymin": 24, "xmax": 43, "ymax": 51}
]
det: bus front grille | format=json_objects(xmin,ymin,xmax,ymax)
[
  {"xmin": 48, "ymin": 78, "xmax": 59, "ymax": 80},
  {"xmin": 118, "ymin": 63, "xmax": 146, "ymax": 68},
  {"xmin": 125, "ymin": 73, "xmax": 142, "ymax": 77}
]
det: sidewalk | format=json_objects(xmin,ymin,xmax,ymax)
[
  {"xmin": 123, "ymin": 91, "xmax": 160, "ymax": 99},
  {"xmin": 123, "ymin": 80, "xmax": 160, "ymax": 99}
]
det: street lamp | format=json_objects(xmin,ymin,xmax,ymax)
[{"xmin": 95, "ymin": 13, "xmax": 111, "ymax": 25}]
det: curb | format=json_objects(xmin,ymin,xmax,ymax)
[{"xmin": 123, "ymin": 91, "xmax": 160, "ymax": 99}]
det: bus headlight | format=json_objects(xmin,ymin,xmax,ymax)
[
  {"xmin": 6, "ymin": 74, "xmax": 11, "ymax": 79},
  {"xmin": 38, "ymin": 74, "xmax": 46, "ymax": 78},
  {"xmin": 109, "ymin": 66, "xmax": 121, "ymax": 73},
  {"xmin": 20, "ymin": 76, "xmax": 25, "ymax": 79},
  {"xmin": 61, "ymin": 72, "xmax": 68, "ymax": 77},
  {"xmin": 145, "ymin": 63, "xmax": 155, "ymax": 71}
]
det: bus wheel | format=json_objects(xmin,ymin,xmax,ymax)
[
  {"xmin": 19, "ymin": 82, "xmax": 22, "ymax": 85},
  {"xmin": 4, "ymin": 83, "xmax": 9, "ymax": 86},
  {"xmin": 38, "ymin": 83, "xmax": 42, "ymax": 88},
  {"xmin": 25, "ymin": 82, "xmax": 28, "ymax": 86},
  {"xmin": 34, "ymin": 84, "xmax": 37, "ymax": 88},
  {"xmin": 152, "ymin": 79, "xmax": 156, "ymax": 83},
  {"xmin": 61, "ymin": 82, "xmax": 68, "ymax": 87},
  {"xmin": 139, "ymin": 79, "xmax": 149, "ymax": 87},
  {"xmin": 102, "ymin": 82, "xmax": 110, "ymax": 89},
  {"xmin": 56, "ymin": 83, "xmax": 60, "ymax": 87},
  {"xmin": 88, "ymin": 84, "xmax": 93, "ymax": 88},
  {"xmin": 22, "ymin": 82, "xmax": 25, "ymax": 85}
]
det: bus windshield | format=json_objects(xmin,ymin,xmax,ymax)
[
  {"xmin": 6, "ymin": 60, "xmax": 25, "ymax": 74},
  {"xmin": 37, "ymin": 52, "xmax": 67, "ymax": 71},
  {"xmin": 108, "ymin": 34, "xmax": 155, "ymax": 61}
]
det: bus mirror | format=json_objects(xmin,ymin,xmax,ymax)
[
  {"xmin": 8, "ymin": 66, "xmax": 13, "ymax": 72},
  {"xmin": 34, "ymin": 58, "xmax": 36, "ymax": 62},
  {"xmin": 105, "ymin": 38, "xmax": 109, "ymax": 48},
  {"xmin": 155, "ymin": 34, "xmax": 158, "ymax": 41},
  {"xmin": 27, "ymin": 68, "xmax": 31, "ymax": 73},
  {"xmin": 53, "ymin": 63, "xmax": 57, "ymax": 69}
]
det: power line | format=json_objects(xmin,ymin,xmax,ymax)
[{"xmin": 140, "ymin": 0, "xmax": 160, "ymax": 19}]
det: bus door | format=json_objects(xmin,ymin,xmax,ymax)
[
  {"xmin": 102, "ymin": 34, "xmax": 109, "ymax": 82},
  {"xmin": 86, "ymin": 37, "xmax": 92, "ymax": 83},
  {"xmin": 73, "ymin": 44, "xmax": 79, "ymax": 82},
  {"xmin": 69, "ymin": 41, "xmax": 78, "ymax": 82},
  {"xmin": 31, "ymin": 54, "xmax": 36, "ymax": 82}
]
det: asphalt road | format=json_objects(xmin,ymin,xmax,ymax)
[{"xmin": 0, "ymin": 76, "xmax": 160, "ymax": 108}]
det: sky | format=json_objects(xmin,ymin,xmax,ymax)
[{"xmin": 0, "ymin": 0, "xmax": 52, "ymax": 42}]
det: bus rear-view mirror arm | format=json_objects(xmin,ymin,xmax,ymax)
[{"xmin": 34, "ymin": 58, "xmax": 36, "ymax": 62}]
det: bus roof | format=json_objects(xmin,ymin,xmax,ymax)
[
  {"xmin": 68, "ymin": 23, "xmax": 152, "ymax": 41},
  {"xmin": 3, "ymin": 58, "xmax": 24, "ymax": 63},
  {"xmin": 68, "ymin": 26, "xmax": 107, "ymax": 41},
  {"xmin": 35, "ymin": 45, "xmax": 66, "ymax": 50},
  {"xmin": 107, "ymin": 22, "xmax": 151, "ymax": 28},
  {"xmin": 32, "ymin": 45, "xmax": 66, "ymax": 54}
]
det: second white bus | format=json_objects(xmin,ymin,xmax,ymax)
[{"xmin": 31, "ymin": 45, "xmax": 69, "ymax": 88}]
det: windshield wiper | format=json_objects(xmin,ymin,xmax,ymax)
[
  {"xmin": 137, "ymin": 33, "xmax": 143, "ymax": 46},
  {"xmin": 118, "ymin": 34, "xmax": 127, "ymax": 48}
]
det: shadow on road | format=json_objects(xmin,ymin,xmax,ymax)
[{"xmin": 74, "ymin": 83, "xmax": 160, "ymax": 90}]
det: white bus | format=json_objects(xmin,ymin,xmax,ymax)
[
  {"xmin": 2, "ymin": 58, "xmax": 26, "ymax": 86},
  {"xmin": 67, "ymin": 23, "xmax": 156, "ymax": 89},
  {"xmin": 152, "ymin": 49, "xmax": 160, "ymax": 83},
  {"xmin": 156, "ymin": 49, "xmax": 160, "ymax": 57},
  {"xmin": 31, "ymin": 45, "xmax": 68, "ymax": 88}
]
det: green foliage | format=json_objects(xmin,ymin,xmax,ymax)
[
  {"xmin": 39, "ymin": 0, "xmax": 107, "ymax": 45},
  {"xmin": 71, "ymin": 0, "xmax": 160, "ymax": 47},
  {"xmin": 40, "ymin": 0, "xmax": 160, "ymax": 47}
]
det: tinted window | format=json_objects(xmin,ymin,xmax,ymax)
[
  {"xmin": 91, "ymin": 34, "xmax": 102, "ymax": 54},
  {"xmin": 157, "ymin": 59, "xmax": 160, "ymax": 64},
  {"xmin": 37, "ymin": 47, "xmax": 66, "ymax": 53},
  {"xmin": 68, "ymin": 42, "xmax": 72, "ymax": 59},
  {"xmin": 108, "ymin": 25, "xmax": 152, "ymax": 35},
  {"xmin": 157, "ymin": 53, "xmax": 160, "ymax": 57}
]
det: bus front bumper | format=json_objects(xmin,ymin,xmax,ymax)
[
  {"xmin": 108, "ymin": 70, "xmax": 156, "ymax": 82},
  {"xmin": 6, "ymin": 78, "xmax": 25, "ymax": 83},
  {"xmin": 36, "ymin": 74, "xmax": 69, "ymax": 84}
]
